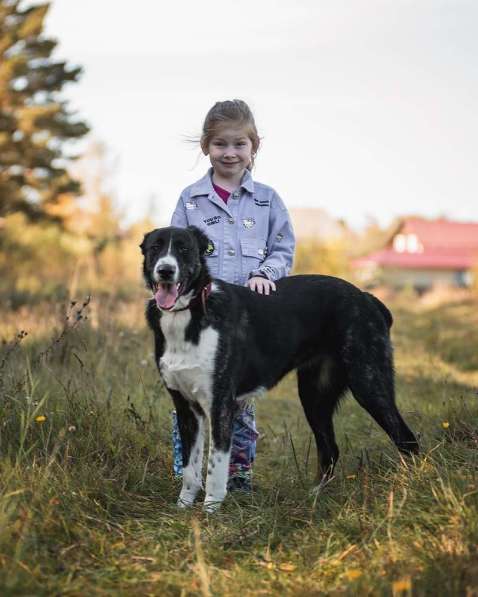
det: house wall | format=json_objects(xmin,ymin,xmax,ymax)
[{"xmin": 380, "ymin": 267, "xmax": 471, "ymax": 289}]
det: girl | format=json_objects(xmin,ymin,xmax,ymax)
[{"xmin": 170, "ymin": 99, "xmax": 295, "ymax": 491}]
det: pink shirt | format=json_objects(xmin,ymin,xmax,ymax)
[{"xmin": 212, "ymin": 182, "xmax": 231, "ymax": 204}]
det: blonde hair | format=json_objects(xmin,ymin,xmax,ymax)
[{"xmin": 200, "ymin": 99, "xmax": 260, "ymax": 168}]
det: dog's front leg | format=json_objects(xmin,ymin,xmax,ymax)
[
  {"xmin": 204, "ymin": 399, "xmax": 234, "ymax": 513},
  {"xmin": 179, "ymin": 415, "xmax": 205, "ymax": 508},
  {"xmin": 170, "ymin": 390, "xmax": 205, "ymax": 508}
]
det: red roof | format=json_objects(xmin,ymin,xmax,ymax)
[
  {"xmin": 394, "ymin": 217, "xmax": 478, "ymax": 250},
  {"xmin": 354, "ymin": 217, "xmax": 478, "ymax": 270}
]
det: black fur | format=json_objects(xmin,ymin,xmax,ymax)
[{"xmin": 142, "ymin": 226, "xmax": 419, "ymax": 493}]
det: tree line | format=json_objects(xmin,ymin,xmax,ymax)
[
  {"xmin": 0, "ymin": 0, "xmax": 88, "ymax": 223},
  {"xmin": 0, "ymin": 2, "xmax": 392, "ymax": 306}
]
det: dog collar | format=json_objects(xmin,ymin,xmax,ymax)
[{"xmin": 171, "ymin": 282, "xmax": 212, "ymax": 315}]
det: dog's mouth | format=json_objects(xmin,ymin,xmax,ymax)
[{"xmin": 153, "ymin": 281, "xmax": 185, "ymax": 311}]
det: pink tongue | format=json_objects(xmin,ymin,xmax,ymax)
[{"xmin": 154, "ymin": 284, "xmax": 178, "ymax": 309}]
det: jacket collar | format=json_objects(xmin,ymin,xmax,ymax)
[
  {"xmin": 190, "ymin": 168, "xmax": 255, "ymax": 197},
  {"xmin": 239, "ymin": 168, "xmax": 255, "ymax": 194}
]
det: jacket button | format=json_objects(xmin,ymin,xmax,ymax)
[
  {"xmin": 228, "ymin": 249, "xmax": 235, "ymax": 256},
  {"xmin": 233, "ymin": 192, "xmax": 239, "ymax": 198},
  {"xmin": 228, "ymin": 218, "xmax": 234, "ymax": 224}
]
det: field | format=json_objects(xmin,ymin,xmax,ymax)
[{"xmin": 0, "ymin": 291, "xmax": 477, "ymax": 596}]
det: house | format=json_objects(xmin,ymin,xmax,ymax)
[
  {"xmin": 289, "ymin": 208, "xmax": 346, "ymax": 241},
  {"xmin": 353, "ymin": 217, "xmax": 478, "ymax": 290}
]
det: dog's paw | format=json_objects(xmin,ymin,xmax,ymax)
[
  {"xmin": 203, "ymin": 497, "xmax": 223, "ymax": 514},
  {"xmin": 177, "ymin": 493, "xmax": 195, "ymax": 509},
  {"xmin": 309, "ymin": 474, "xmax": 335, "ymax": 498},
  {"xmin": 177, "ymin": 499, "xmax": 192, "ymax": 509},
  {"xmin": 309, "ymin": 485, "xmax": 321, "ymax": 499}
]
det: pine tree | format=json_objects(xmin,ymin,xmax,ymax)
[{"xmin": 0, "ymin": 1, "xmax": 89, "ymax": 222}]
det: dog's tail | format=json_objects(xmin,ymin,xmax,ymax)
[{"xmin": 365, "ymin": 292, "xmax": 393, "ymax": 328}]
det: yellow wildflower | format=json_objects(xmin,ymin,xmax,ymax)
[
  {"xmin": 392, "ymin": 576, "xmax": 412, "ymax": 594},
  {"xmin": 442, "ymin": 421, "xmax": 450, "ymax": 429},
  {"xmin": 344, "ymin": 569, "xmax": 362, "ymax": 581},
  {"xmin": 278, "ymin": 562, "xmax": 297, "ymax": 572},
  {"xmin": 35, "ymin": 415, "xmax": 47, "ymax": 423}
]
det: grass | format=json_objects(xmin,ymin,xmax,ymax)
[{"xmin": 0, "ymin": 292, "xmax": 477, "ymax": 595}]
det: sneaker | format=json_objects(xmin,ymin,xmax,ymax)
[{"xmin": 227, "ymin": 474, "xmax": 253, "ymax": 493}]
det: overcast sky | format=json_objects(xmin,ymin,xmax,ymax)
[{"xmin": 45, "ymin": 0, "xmax": 478, "ymax": 229}]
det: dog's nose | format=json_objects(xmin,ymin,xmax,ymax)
[{"xmin": 156, "ymin": 264, "xmax": 176, "ymax": 280}]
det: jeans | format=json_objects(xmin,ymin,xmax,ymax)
[{"xmin": 172, "ymin": 403, "xmax": 258, "ymax": 480}]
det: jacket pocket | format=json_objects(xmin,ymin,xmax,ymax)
[{"xmin": 240, "ymin": 239, "xmax": 267, "ymax": 277}]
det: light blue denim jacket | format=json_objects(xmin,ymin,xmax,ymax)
[{"xmin": 170, "ymin": 168, "xmax": 295, "ymax": 286}]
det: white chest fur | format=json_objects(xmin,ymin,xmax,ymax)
[{"xmin": 159, "ymin": 310, "xmax": 219, "ymax": 407}]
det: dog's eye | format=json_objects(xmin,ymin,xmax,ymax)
[{"xmin": 179, "ymin": 246, "xmax": 189, "ymax": 254}]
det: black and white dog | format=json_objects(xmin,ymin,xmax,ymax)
[{"xmin": 141, "ymin": 226, "xmax": 418, "ymax": 512}]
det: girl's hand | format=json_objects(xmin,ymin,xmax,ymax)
[{"xmin": 246, "ymin": 276, "xmax": 276, "ymax": 295}]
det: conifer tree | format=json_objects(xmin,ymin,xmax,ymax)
[{"xmin": 0, "ymin": 1, "xmax": 89, "ymax": 222}]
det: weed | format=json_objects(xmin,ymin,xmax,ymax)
[{"xmin": 0, "ymin": 295, "xmax": 477, "ymax": 594}]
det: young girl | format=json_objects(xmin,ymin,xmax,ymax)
[{"xmin": 170, "ymin": 99, "xmax": 295, "ymax": 491}]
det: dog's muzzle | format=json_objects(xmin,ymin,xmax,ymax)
[
  {"xmin": 155, "ymin": 264, "xmax": 176, "ymax": 282},
  {"xmin": 153, "ymin": 264, "xmax": 185, "ymax": 311}
]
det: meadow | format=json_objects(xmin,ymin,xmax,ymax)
[{"xmin": 0, "ymin": 289, "xmax": 477, "ymax": 596}]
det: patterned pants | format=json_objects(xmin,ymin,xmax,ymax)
[{"xmin": 172, "ymin": 403, "xmax": 258, "ymax": 487}]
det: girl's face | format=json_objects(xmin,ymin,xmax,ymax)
[{"xmin": 206, "ymin": 126, "xmax": 254, "ymax": 180}]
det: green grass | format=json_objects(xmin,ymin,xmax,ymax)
[{"xmin": 1, "ymin": 294, "xmax": 478, "ymax": 595}]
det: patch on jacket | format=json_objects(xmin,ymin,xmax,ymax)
[
  {"xmin": 205, "ymin": 240, "xmax": 215, "ymax": 256},
  {"xmin": 185, "ymin": 201, "xmax": 198, "ymax": 210},
  {"xmin": 204, "ymin": 216, "xmax": 221, "ymax": 226},
  {"xmin": 254, "ymin": 198, "xmax": 270, "ymax": 207},
  {"xmin": 242, "ymin": 217, "xmax": 256, "ymax": 229}
]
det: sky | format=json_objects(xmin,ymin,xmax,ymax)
[{"xmin": 44, "ymin": 0, "xmax": 478, "ymax": 229}]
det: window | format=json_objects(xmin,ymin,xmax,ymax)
[
  {"xmin": 393, "ymin": 234, "xmax": 406, "ymax": 253},
  {"xmin": 393, "ymin": 233, "xmax": 423, "ymax": 253}
]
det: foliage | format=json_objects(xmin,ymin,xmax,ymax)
[
  {"xmin": 293, "ymin": 238, "xmax": 351, "ymax": 279},
  {"xmin": 0, "ymin": 137, "xmax": 155, "ymax": 305},
  {"xmin": 0, "ymin": 1, "xmax": 88, "ymax": 223},
  {"xmin": 0, "ymin": 212, "xmax": 85, "ymax": 297},
  {"xmin": 0, "ymin": 293, "xmax": 477, "ymax": 594},
  {"xmin": 0, "ymin": 209, "xmax": 152, "ymax": 306},
  {"xmin": 472, "ymin": 261, "xmax": 478, "ymax": 296}
]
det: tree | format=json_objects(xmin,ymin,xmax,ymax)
[{"xmin": 0, "ymin": 1, "xmax": 89, "ymax": 222}]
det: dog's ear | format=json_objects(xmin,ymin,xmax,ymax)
[
  {"xmin": 139, "ymin": 231, "xmax": 151, "ymax": 254},
  {"xmin": 187, "ymin": 226, "xmax": 210, "ymax": 255}
]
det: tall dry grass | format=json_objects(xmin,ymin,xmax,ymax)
[{"xmin": 0, "ymin": 289, "xmax": 477, "ymax": 595}]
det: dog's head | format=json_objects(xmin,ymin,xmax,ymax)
[{"xmin": 140, "ymin": 226, "xmax": 211, "ymax": 311}]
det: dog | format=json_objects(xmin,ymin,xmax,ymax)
[{"xmin": 141, "ymin": 225, "xmax": 419, "ymax": 512}]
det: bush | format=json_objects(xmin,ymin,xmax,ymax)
[{"xmin": 293, "ymin": 238, "xmax": 351, "ymax": 279}]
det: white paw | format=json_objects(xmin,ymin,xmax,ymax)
[
  {"xmin": 309, "ymin": 485, "xmax": 321, "ymax": 498},
  {"xmin": 309, "ymin": 474, "xmax": 335, "ymax": 498},
  {"xmin": 203, "ymin": 496, "xmax": 224, "ymax": 513},
  {"xmin": 177, "ymin": 499, "xmax": 192, "ymax": 509},
  {"xmin": 177, "ymin": 493, "xmax": 195, "ymax": 508}
]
